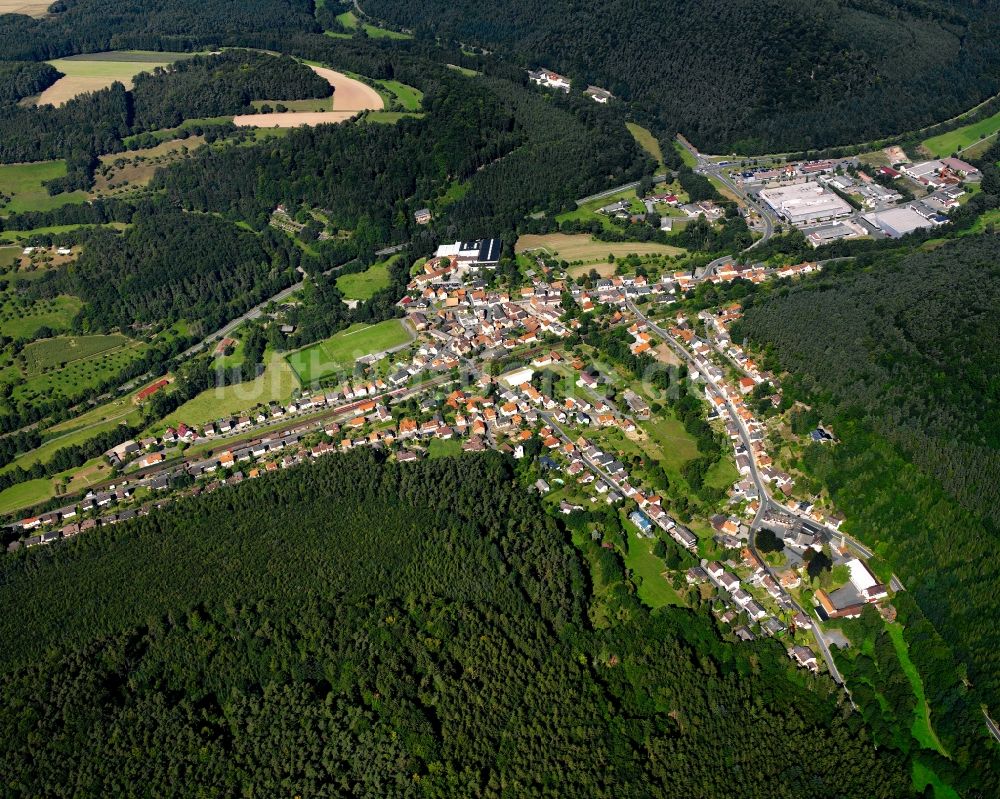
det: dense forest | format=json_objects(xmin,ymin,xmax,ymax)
[
  {"xmin": 130, "ymin": 50, "xmax": 332, "ymax": 130},
  {"xmin": 0, "ymin": 60, "xmax": 61, "ymax": 105},
  {"xmin": 732, "ymin": 234, "xmax": 1000, "ymax": 742},
  {"xmin": 366, "ymin": 0, "xmax": 1000, "ymax": 152},
  {"xmin": 0, "ymin": 0, "xmax": 319, "ymax": 61},
  {"xmin": 61, "ymin": 209, "xmax": 305, "ymax": 332},
  {"xmin": 152, "ymin": 67, "xmax": 649, "ymax": 245},
  {"xmin": 0, "ymin": 451, "xmax": 918, "ymax": 797}
]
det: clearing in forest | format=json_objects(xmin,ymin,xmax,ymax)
[
  {"xmin": 37, "ymin": 51, "xmax": 196, "ymax": 106},
  {"xmin": 233, "ymin": 65, "xmax": 383, "ymax": 128}
]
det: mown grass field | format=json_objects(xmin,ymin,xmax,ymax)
[
  {"xmin": 0, "ymin": 477, "xmax": 54, "ymax": 517},
  {"xmin": 626, "ymin": 122, "xmax": 664, "ymax": 167},
  {"xmin": 1, "ymin": 406, "xmax": 140, "ymax": 476},
  {"xmin": 365, "ymin": 111, "xmax": 424, "ymax": 125},
  {"xmin": 0, "ymin": 161, "xmax": 88, "ymax": 215},
  {"xmin": 287, "ymin": 320, "xmax": 411, "ymax": 384},
  {"xmin": 377, "ymin": 80, "xmax": 423, "ymax": 111},
  {"xmin": 922, "ymin": 108, "xmax": 1000, "ymax": 157},
  {"xmin": 39, "ymin": 51, "xmax": 196, "ymax": 106},
  {"xmin": 517, "ymin": 233, "xmax": 683, "ymax": 264},
  {"xmin": 336, "ymin": 254, "xmax": 398, "ymax": 300},
  {"xmin": 0, "ymin": 222, "xmax": 128, "ymax": 243},
  {"xmin": 428, "ymin": 437, "xmax": 462, "ymax": 458},
  {"xmin": 159, "ymin": 352, "xmax": 299, "ymax": 429}
]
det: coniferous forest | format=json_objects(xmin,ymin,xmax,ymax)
[
  {"xmin": 366, "ymin": 0, "xmax": 1000, "ymax": 152},
  {"xmin": 0, "ymin": 451, "xmax": 916, "ymax": 798},
  {"xmin": 732, "ymin": 233, "xmax": 1000, "ymax": 783}
]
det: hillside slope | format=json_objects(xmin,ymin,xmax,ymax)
[
  {"xmin": 731, "ymin": 233, "xmax": 1000, "ymax": 782},
  {"xmin": 0, "ymin": 451, "xmax": 913, "ymax": 797},
  {"xmin": 365, "ymin": 0, "xmax": 1000, "ymax": 153}
]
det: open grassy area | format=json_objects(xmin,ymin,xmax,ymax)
[
  {"xmin": 0, "ymin": 161, "xmax": 88, "ymax": 215},
  {"xmin": 627, "ymin": 122, "xmax": 664, "ymax": 167},
  {"xmin": 159, "ymin": 352, "xmax": 300, "ymax": 429},
  {"xmin": 922, "ymin": 108, "xmax": 1000, "ymax": 157},
  {"xmin": 0, "ymin": 477, "xmax": 54, "ymax": 517},
  {"xmin": 364, "ymin": 111, "xmax": 424, "ymax": 125},
  {"xmin": 3, "ymin": 334, "xmax": 147, "ymax": 409},
  {"xmin": 377, "ymin": 80, "xmax": 423, "ymax": 111},
  {"xmin": 446, "ymin": 64, "xmax": 480, "ymax": 77},
  {"xmin": 911, "ymin": 759, "xmax": 960, "ymax": 799},
  {"xmin": 675, "ymin": 140, "xmax": 698, "ymax": 168},
  {"xmin": 1, "ymin": 406, "xmax": 140, "ymax": 476},
  {"xmin": 428, "ymin": 438, "xmax": 462, "ymax": 459},
  {"xmin": 92, "ymin": 136, "xmax": 205, "ymax": 197},
  {"xmin": 0, "ymin": 294, "xmax": 82, "ymax": 339},
  {"xmin": 0, "ymin": 222, "xmax": 128, "ymax": 243},
  {"xmin": 622, "ymin": 514, "xmax": 686, "ymax": 608},
  {"xmin": 327, "ymin": 10, "xmax": 411, "ymax": 39},
  {"xmin": 336, "ymin": 254, "xmax": 398, "ymax": 300},
  {"xmin": 517, "ymin": 233, "xmax": 683, "ymax": 265},
  {"xmin": 286, "ymin": 320, "xmax": 411, "ymax": 384},
  {"xmin": 885, "ymin": 623, "xmax": 947, "ymax": 756}
]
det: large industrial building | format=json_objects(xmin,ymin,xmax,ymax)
[
  {"xmin": 759, "ymin": 182, "xmax": 853, "ymax": 226},
  {"xmin": 433, "ymin": 238, "xmax": 503, "ymax": 266},
  {"xmin": 862, "ymin": 207, "xmax": 941, "ymax": 239}
]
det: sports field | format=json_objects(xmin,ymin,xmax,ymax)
[
  {"xmin": 516, "ymin": 233, "xmax": 684, "ymax": 264},
  {"xmin": 286, "ymin": 320, "xmax": 411, "ymax": 384},
  {"xmin": 0, "ymin": 161, "xmax": 88, "ymax": 215},
  {"xmin": 336, "ymin": 254, "xmax": 398, "ymax": 300},
  {"xmin": 922, "ymin": 109, "xmax": 1000, "ymax": 157},
  {"xmin": 38, "ymin": 51, "xmax": 195, "ymax": 106}
]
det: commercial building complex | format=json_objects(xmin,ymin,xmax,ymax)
[{"xmin": 759, "ymin": 182, "xmax": 852, "ymax": 225}]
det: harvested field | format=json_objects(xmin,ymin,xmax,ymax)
[
  {"xmin": 37, "ymin": 52, "xmax": 194, "ymax": 106},
  {"xmin": 233, "ymin": 65, "xmax": 383, "ymax": 128},
  {"xmin": 0, "ymin": 0, "xmax": 48, "ymax": 16},
  {"xmin": 516, "ymin": 233, "xmax": 683, "ymax": 264}
]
